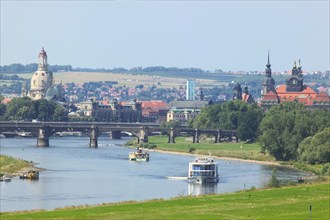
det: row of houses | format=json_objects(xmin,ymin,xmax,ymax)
[{"xmin": 72, "ymin": 99, "xmax": 211, "ymax": 124}]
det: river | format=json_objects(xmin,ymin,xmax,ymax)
[{"xmin": 0, "ymin": 136, "xmax": 307, "ymax": 212}]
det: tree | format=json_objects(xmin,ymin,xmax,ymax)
[
  {"xmin": 237, "ymin": 103, "xmax": 263, "ymax": 141},
  {"xmin": 259, "ymin": 102, "xmax": 330, "ymax": 161},
  {"xmin": 161, "ymin": 120, "xmax": 180, "ymax": 129},
  {"xmin": 53, "ymin": 104, "xmax": 68, "ymax": 121},
  {"xmin": 0, "ymin": 93, "xmax": 6, "ymax": 119},
  {"xmin": 298, "ymin": 128, "xmax": 330, "ymax": 164},
  {"xmin": 191, "ymin": 100, "xmax": 263, "ymax": 141},
  {"xmin": 268, "ymin": 168, "xmax": 280, "ymax": 187},
  {"xmin": 36, "ymin": 99, "xmax": 56, "ymax": 121},
  {"xmin": 5, "ymin": 97, "xmax": 35, "ymax": 120}
]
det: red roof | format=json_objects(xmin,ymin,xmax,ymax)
[
  {"xmin": 276, "ymin": 85, "xmax": 317, "ymax": 99},
  {"xmin": 141, "ymin": 101, "xmax": 167, "ymax": 109},
  {"xmin": 314, "ymin": 92, "xmax": 330, "ymax": 102},
  {"xmin": 263, "ymin": 91, "xmax": 279, "ymax": 101},
  {"xmin": 1, "ymin": 97, "xmax": 12, "ymax": 104},
  {"xmin": 273, "ymin": 85, "xmax": 319, "ymax": 106}
]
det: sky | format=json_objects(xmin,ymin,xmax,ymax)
[{"xmin": 1, "ymin": 0, "xmax": 329, "ymax": 72}]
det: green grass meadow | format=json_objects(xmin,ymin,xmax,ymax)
[
  {"xmin": 0, "ymin": 155, "xmax": 32, "ymax": 175},
  {"xmin": 1, "ymin": 182, "xmax": 329, "ymax": 220},
  {"xmin": 147, "ymin": 135, "xmax": 274, "ymax": 161}
]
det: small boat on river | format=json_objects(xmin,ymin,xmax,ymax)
[
  {"xmin": 16, "ymin": 131, "xmax": 33, "ymax": 137},
  {"xmin": 188, "ymin": 157, "xmax": 219, "ymax": 184},
  {"xmin": 129, "ymin": 147, "xmax": 149, "ymax": 162},
  {"xmin": 0, "ymin": 175, "xmax": 11, "ymax": 182},
  {"xmin": 20, "ymin": 170, "xmax": 39, "ymax": 180}
]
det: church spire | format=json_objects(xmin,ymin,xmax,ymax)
[
  {"xmin": 265, "ymin": 50, "xmax": 272, "ymax": 77},
  {"xmin": 267, "ymin": 50, "xmax": 271, "ymax": 68},
  {"xmin": 262, "ymin": 51, "xmax": 276, "ymax": 97}
]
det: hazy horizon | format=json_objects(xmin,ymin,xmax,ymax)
[{"xmin": 1, "ymin": 1, "xmax": 329, "ymax": 72}]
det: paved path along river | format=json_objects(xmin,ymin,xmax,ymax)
[{"xmin": 0, "ymin": 136, "xmax": 307, "ymax": 212}]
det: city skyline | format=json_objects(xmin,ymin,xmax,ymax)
[{"xmin": 1, "ymin": 1, "xmax": 329, "ymax": 72}]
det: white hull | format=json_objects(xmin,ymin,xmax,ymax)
[
  {"xmin": 188, "ymin": 176, "xmax": 219, "ymax": 184},
  {"xmin": 188, "ymin": 157, "xmax": 219, "ymax": 184}
]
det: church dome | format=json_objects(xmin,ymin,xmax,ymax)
[
  {"xmin": 30, "ymin": 70, "xmax": 53, "ymax": 90},
  {"xmin": 45, "ymin": 86, "xmax": 58, "ymax": 101},
  {"xmin": 28, "ymin": 48, "xmax": 57, "ymax": 100}
]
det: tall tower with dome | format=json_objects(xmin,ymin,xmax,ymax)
[{"xmin": 28, "ymin": 47, "xmax": 54, "ymax": 100}]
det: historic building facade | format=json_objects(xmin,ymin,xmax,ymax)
[
  {"xmin": 260, "ymin": 57, "xmax": 330, "ymax": 110},
  {"xmin": 232, "ymin": 82, "xmax": 254, "ymax": 103}
]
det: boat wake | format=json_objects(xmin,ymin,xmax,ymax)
[{"xmin": 167, "ymin": 176, "xmax": 188, "ymax": 181}]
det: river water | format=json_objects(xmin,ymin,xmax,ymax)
[{"xmin": 0, "ymin": 136, "xmax": 307, "ymax": 212}]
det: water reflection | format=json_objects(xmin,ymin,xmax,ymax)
[{"xmin": 188, "ymin": 183, "xmax": 217, "ymax": 196}]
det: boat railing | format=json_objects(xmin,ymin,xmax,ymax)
[
  {"xmin": 190, "ymin": 171, "xmax": 217, "ymax": 176},
  {"xmin": 194, "ymin": 157, "xmax": 215, "ymax": 163}
]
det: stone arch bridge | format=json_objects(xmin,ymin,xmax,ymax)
[{"xmin": 0, "ymin": 122, "xmax": 237, "ymax": 147}]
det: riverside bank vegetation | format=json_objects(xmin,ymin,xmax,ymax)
[
  {"xmin": 1, "ymin": 182, "xmax": 329, "ymax": 219},
  {"xmin": 0, "ymin": 155, "xmax": 34, "ymax": 176}
]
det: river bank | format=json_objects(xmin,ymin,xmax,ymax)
[
  {"xmin": 150, "ymin": 148, "xmax": 281, "ymax": 166},
  {"xmin": 0, "ymin": 155, "xmax": 42, "ymax": 178},
  {"xmin": 142, "ymin": 135, "xmax": 327, "ymax": 174},
  {"xmin": 1, "ymin": 181, "xmax": 329, "ymax": 219},
  {"xmin": 0, "ymin": 137, "xmax": 316, "ymax": 213}
]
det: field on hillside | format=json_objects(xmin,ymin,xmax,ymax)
[
  {"xmin": 14, "ymin": 71, "xmax": 325, "ymax": 90},
  {"xmin": 17, "ymin": 72, "xmax": 220, "ymax": 89}
]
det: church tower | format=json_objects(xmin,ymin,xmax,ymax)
[
  {"xmin": 38, "ymin": 47, "xmax": 48, "ymax": 71},
  {"xmin": 28, "ymin": 47, "xmax": 54, "ymax": 100},
  {"xmin": 233, "ymin": 82, "xmax": 242, "ymax": 100},
  {"xmin": 261, "ymin": 51, "xmax": 276, "ymax": 97},
  {"xmin": 286, "ymin": 60, "xmax": 304, "ymax": 92}
]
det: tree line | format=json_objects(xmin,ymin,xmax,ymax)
[
  {"xmin": 1, "ymin": 63, "xmax": 207, "ymax": 74},
  {"xmin": 0, "ymin": 95, "xmax": 67, "ymax": 122},
  {"xmin": 0, "ymin": 63, "xmax": 73, "ymax": 73},
  {"xmin": 190, "ymin": 100, "xmax": 330, "ymax": 165}
]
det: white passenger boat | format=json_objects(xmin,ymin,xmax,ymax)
[{"xmin": 188, "ymin": 157, "xmax": 219, "ymax": 184}]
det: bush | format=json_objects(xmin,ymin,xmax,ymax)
[
  {"xmin": 139, "ymin": 143, "xmax": 149, "ymax": 148},
  {"xmin": 298, "ymin": 128, "xmax": 330, "ymax": 164},
  {"xmin": 189, "ymin": 147, "xmax": 196, "ymax": 153},
  {"xmin": 268, "ymin": 168, "xmax": 280, "ymax": 187},
  {"xmin": 148, "ymin": 144, "xmax": 157, "ymax": 149},
  {"xmin": 321, "ymin": 163, "xmax": 330, "ymax": 176}
]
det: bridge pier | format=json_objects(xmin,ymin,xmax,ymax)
[
  {"xmin": 194, "ymin": 129, "xmax": 199, "ymax": 143},
  {"xmin": 168, "ymin": 128, "xmax": 176, "ymax": 143},
  {"xmin": 139, "ymin": 127, "xmax": 149, "ymax": 143},
  {"xmin": 89, "ymin": 126, "xmax": 98, "ymax": 148},
  {"xmin": 37, "ymin": 126, "xmax": 51, "ymax": 147},
  {"xmin": 235, "ymin": 134, "xmax": 238, "ymax": 143},
  {"xmin": 109, "ymin": 131, "xmax": 121, "ymax": 139},
  {"xmin": 215, "ymin": 130, "xmax": 222, "ymax": 143}
]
